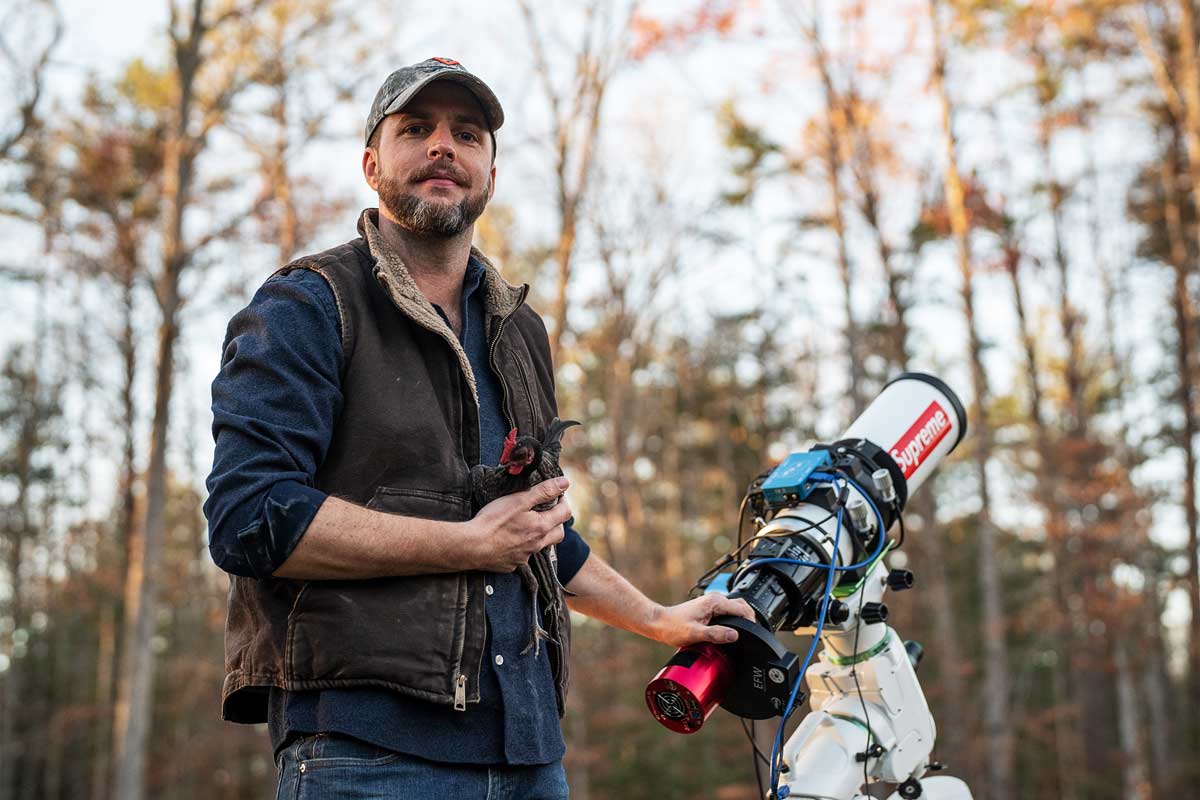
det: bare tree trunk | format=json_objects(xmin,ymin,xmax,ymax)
[
  {"xmin": 1175, "ymin": 0, "xmax": 1200, "ymax": 257},
  {"xmin": 858, "ymin": 165, "xmax": 909, "ymax": 372},
  {"xmin": 94, "ymin": 240, "xmax": 139, "ymax": 800},
  {"xmin": 1089, "ymin": 129, "xmax": 1177, "ymax": 798},
  {"xmin": 928, "ymin": 3, "xmax": 1012, "ymax": 796},
  {"xmin": 804, "ymin": 9, "xmax": 864, "ymax": 414},
  {"xmin": 517, "ymin": 0, "xmax": 627, "ymax": 364},
  {"xmin": 907, "ymin": 509, "xmax": 972, "ymax": 769},
  {"xmin": 1032, "ymin": 45, "xmax": 1086, "ymax": 435},
  {"xmin": 112, "ymin": 291, "xmax": 180, "ymax": 800},
  {"xmin": 1161, "ymin": 148, "xmax": 1200, "ymax": 757},
  {"xmin": 92, "ymin": 599, "xmax": 118, "ymax": 799},
  {"xmin": 662, "ymin": 411, "xmax": 686, "ymax": 590},
  {"xmin": 112, "ymin": 4, "xmax": 202, "ymax": 795},
  {"xmin": 1050, "ymin": 646, "xmax": 1079, "ymax": 800},
  {"xmin": 45, "ymin": 614, "xmax": 70, "ymax": 800},
  {"xmin": 1140, "ymin": 551, "xmax": 1176, "ymax": 799},
  {"xmin": 2, "ymin": 315, "xmax": 45, "ymax": 800},
  {"xmin": 1115, "ymin": 643, "xmax": 1151, "ymax": 800},
  {"xmin": 1, "ymin": 502, "xmax": 28, "ymax": 800},
  {"xmin": 270, "ymin": 76, "xmax": 298, "ymax": 263}
]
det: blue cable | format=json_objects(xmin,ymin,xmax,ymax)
[
  {"xmin": 758, "ymin": 471, "xmax": 893, "ymax": 797},
  {"xmin": 731, "ymin": 472, "xmax": 888, "ymax": 588},
  {"xmin": 767, "ymin": 490, "xmax": 844, "ymax": 798}
]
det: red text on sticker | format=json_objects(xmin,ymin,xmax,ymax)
[{"xmin": 890, "ymin": 401, "xmax": 951, "ymax": 478}]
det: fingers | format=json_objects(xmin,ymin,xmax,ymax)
[
  {"xmin": 712, "ymin": 596, "xmax": 756, "ymax": 623},
  {"xmin": 527, "ymin": 476, "xmax": 569, "ymax": 507},
  {"xmin": 538, "ymin": 523, "xmax": 565, "ymax": 550},
  {"xmin": 541, "ymin": 495, "xmax": 572, "ymax": 527},
  {"xmin": 695, "ymin": 622, "xmax": 738, "ymax": 644}
]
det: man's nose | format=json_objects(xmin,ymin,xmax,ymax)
[{"xmin": 427, "ymin": 124, "xmax": 456, "ymax": 161}]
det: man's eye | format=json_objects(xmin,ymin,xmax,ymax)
[
  {"xmin": 458, "ymin": 131, "xmax": 479, "ymax": 142},
  {"xmin": 404, "ymin": 125, "xmax": 428, "ymax": 135}
]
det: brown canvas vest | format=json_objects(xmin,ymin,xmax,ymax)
[{"xmin": 220, "ymin": 211, "xmax": 571, "ymax": 724}]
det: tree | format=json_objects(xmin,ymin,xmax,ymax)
[
  {"xmin": 517, "ymin": 0, "xmax": 639, "ymax": 363},
  {"xmin": 0, "ymin": 0, "xmax": 60, "ymax": 163},
  {"xmin": 110, "ymin": 2, "xmax": 276, "ymax": 795},
  {"xmin": 61, "ymin": 74, "xmax": 165, "ymax": 800},
  {"xmin": 925, "ymin": 1, "xmax": 1013, "ymax": 794}
]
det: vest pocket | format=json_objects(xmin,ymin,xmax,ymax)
[
  {"xmin": 283, "ymin": 485, "xmax": 472, "ymax": 702},
  {"xmin": 365, "ymin": 485, "xmax": 471, "ymax": 519}
]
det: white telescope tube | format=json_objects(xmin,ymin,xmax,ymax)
[{"xmin": 841, "ymin": 373, "xmax": 967, "ymax": 498}]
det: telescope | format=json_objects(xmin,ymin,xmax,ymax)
[{"xmin": 645, "ymin": 373, "xmax": 975, "ymax": 800}]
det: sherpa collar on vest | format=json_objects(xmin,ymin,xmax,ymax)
[{"xmin": 358, "ymin": 208, "xmax": 526, "ymax": 405}]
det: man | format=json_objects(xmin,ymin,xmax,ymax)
[{"xmin": 204, "ymin": 58, "xmax": 752, "ymax": 799}]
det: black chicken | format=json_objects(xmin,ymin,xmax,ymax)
[
  {"xmin": 470, "ymin": 418, "xmax": 580, "ymax": 655},
  {"xmin": 470, "ymin": 418, "xmax": 580, "ymax": 511}
]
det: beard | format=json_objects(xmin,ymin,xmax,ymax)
[{"xmin": 378, "ymin": 167, "xmax": 491, "ymax": 238}]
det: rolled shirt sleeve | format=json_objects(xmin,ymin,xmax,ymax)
[
  {"xmin": 556, "ymin": 517, "xmax": 589, "ymax": 584},
  {"xmin": 204, "ymin": 270, "xmax": 343, "ymax": 578}
]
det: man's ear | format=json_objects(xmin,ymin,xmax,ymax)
[
  {"xmin": 362, "ymin": 147, "xmax": 380, "ymax": 192},
  {"xmin": 487, "ymin": 164, "xmax": 496, "ymax": 201}
]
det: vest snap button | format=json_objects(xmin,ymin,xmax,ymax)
[
  {"xmin": 495, "ymin": 654, "xmax": 504, "ymax": 666},
  {"xmin": 485, "ymin": 584, "xmax": 494, "ymax": 596}
]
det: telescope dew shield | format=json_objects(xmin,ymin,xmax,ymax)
[{"xmin": 841, "ymin": 372, "xmax": 967, "ymax": 498}]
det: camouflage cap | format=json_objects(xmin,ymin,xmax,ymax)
[{"xmin": 364, "ymin": 57, "xmax": 504, "ymax": 146}]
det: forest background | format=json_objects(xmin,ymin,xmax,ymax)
[{"xmin": 1, "ymin": 0, "xmax": 1197, "ymax": 798}]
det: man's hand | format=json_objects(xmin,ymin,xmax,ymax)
[
  {"xmin": 647, "ymin": 593, "xmax": 757, "ymax": 648},
  {"xmin": 462, "ymin": 477, "xmax": 571, "ymax": 572}
]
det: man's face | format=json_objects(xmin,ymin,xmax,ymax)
[{"xmin": 363, "ymin": 81, "xmax": 497, "ymax": 238}]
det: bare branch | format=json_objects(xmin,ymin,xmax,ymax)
[
  {"xmin": 1131, "ymin": 6, "xmax": 1183, "ymax": 118},
  {"xmin": 0, "ymin": 0, "xmax": 62, "ymax": 161}
]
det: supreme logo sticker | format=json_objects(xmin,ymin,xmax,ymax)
[
  {"xmin": 890, "ymin": 401, "xmax": 951, "ymax": 478},
  {"xmin": 432, "ymin": 57, "xmax": 461, "ymax": 66}
]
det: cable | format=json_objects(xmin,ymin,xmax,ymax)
[
  {"xmin": 728, "ymin": 510, "xmax": 836, "ymax": 561},
  {"xmin": 730, "ymin": 474, "xmax": 888, "ymax": 588},
  {"xmin": 742, "ymin": 718, "xmax": 768, "ymax": 799},
  {"xmin": 703, "ymin": 466, "xmax": 887, "ymax": 597},
  {"xmin": 690, "ymin": 511, "xmax": 837, "ymax": 596},
  {"xmin": 736, "ymin": 494, "xmax": 750, "ymax": 549},
  {"xmin": 768, "ymin": 493, "xmax": 844, "ymax": 798},
  {"xmin": 851, "ymin": 569, "xmax": 872, "ymax": 792},
  {"xmin": 727, "ymin": 467, "xmax": 900, "ymax": 795}
]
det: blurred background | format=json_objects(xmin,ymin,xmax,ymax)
[{"xmin": 0, "ymin": 0, "xmax": 1197, "ymax": 797}]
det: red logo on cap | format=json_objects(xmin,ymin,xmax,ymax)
[{"xmin": 432, "ymin": 57, "xmax": 460, "ymax": 66}]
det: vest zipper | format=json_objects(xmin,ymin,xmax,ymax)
[
  {"xmin": 487, "ymin": 288, "xmax": 567, "ymax": 707},
  {"xmin": 450, "ymin": 288, "xmax": 526, "ymax": 712},
  {"xmin": 454, "ymin": 673, "xmax": 467, "ymax": 711},
  {"xmin": 487, "ymin": 286, "xmax": 529, "ymax": 431}
]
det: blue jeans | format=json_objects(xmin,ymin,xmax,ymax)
[{"xmin": 274, "ymin": 733, "xmax": 570, "ymax": 799}]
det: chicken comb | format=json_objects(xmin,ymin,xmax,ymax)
[{"xmin": 499, "ymin": 427, "xmax": 518, "ymax": 464}]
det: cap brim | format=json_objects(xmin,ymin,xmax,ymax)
[{"xmin": 381, "ymin": 70, "xmax": 504, "ymax": 132}]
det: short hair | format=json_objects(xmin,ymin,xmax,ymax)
[{"xmin": 367, "ymin": 120, "xmax": 496, "ymax": 165}]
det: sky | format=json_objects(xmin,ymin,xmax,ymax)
[{"xmin": 5, "ymin": 0, "xmax": 1188, "ymax": 637}]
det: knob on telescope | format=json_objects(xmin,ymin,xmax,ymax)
[
  {"xmin": 860, "ymin": 601, "xmax": 889, "ymax": 625},
  {"xmin": 824, "ymin": 599, "xmax": 850, "ymax": 625},
  {"xmin": 886, "ymin": 568, "xmax": 914, "ymax": 591}
]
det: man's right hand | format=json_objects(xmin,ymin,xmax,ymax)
[{"xmin": 462, "ymin": 477, "xmax": 571, "ymax": 573}]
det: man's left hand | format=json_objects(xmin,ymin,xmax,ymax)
[{"xmin": 648, "ymin": 594, "xmax": 757, "ymax": 648}]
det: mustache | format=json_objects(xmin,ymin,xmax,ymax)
[{"xmin": 410, "ymin": 164, "xmax": 470, "ymax": 185}]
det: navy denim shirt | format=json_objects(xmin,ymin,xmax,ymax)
[{"xmin": 205, "ymin": 257, "xmax": 589, "ymax": 765}]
